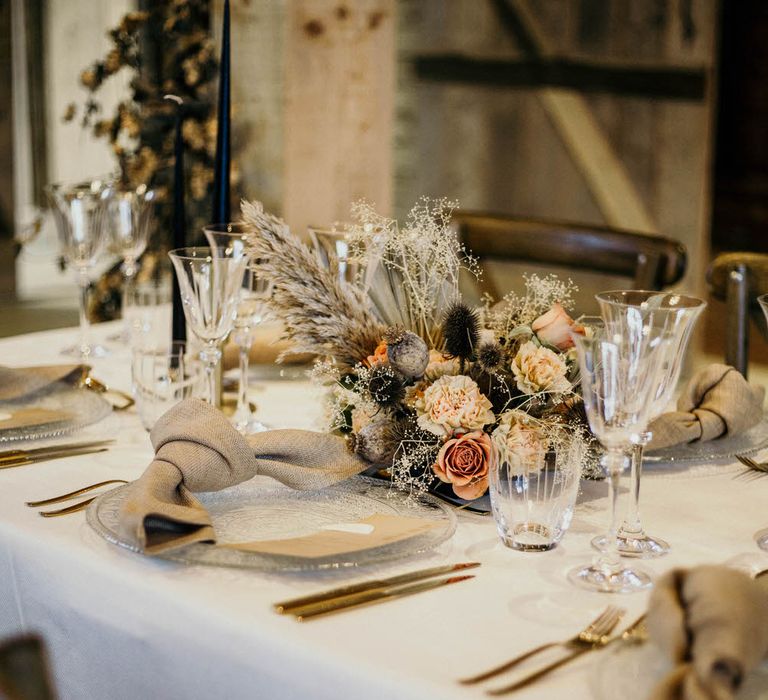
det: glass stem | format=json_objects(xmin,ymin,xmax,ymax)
[
  {"xmin": 621, "ymin": 438, "xmax": 649, "ymax": 535},
  {"xmin": 77, "ymin": 269, "xmax": 91, "ymax": 358},
  {"xmin": 234, "ymin": 338, "xmax": 252, "ymax": 428},
  {"xmin": 200, "ymin": 343, "xmax": 222, "ymax": 405},
  {"xmin": 122, "ymin": 261, "xmax": 137, "ymax": 341},
  {"xmin": 595, "ymin": 448, "xmax": 625, "ymax": 575}
]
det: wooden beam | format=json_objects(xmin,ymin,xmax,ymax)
[{"xmin": 413, "ymin": 55, "xmax": 708, "ymax": 101}]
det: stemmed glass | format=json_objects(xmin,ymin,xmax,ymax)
[
  {"xmin": 756, "ymin": 294, "xmax": 768, "ymax": 552},
  {"xmin": 593, "ymin": 291, "xmax": 706, "ymax": 557},
  {"xmin": 168, "ymin": 246, "xmax": 247, "ymax": 404},
  {"xmin": 569, "ymin": 324, "xmax": 671, "ymax": 593},
  {"xmin": 107, "ymin": 185, "xmax": 156, "ymax": 341},
  {"xmin": 203, "ymin": 224, "xmax": 270, "ymax": 433},
  {"xmin": 46, "ymin": 179, "xmax": 114, "ymax": 359}
]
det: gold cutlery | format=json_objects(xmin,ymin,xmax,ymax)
[
  {"xmin": 486, "ymin": 612, "xmax": 646, "ymax": 696},
  {"xmin": 460, "ymin": 605, "xmax": 624, "ymax": 685},
  {"xmin": 274, "ymin": 562, "xmax": 481, "ymax": 614},
  {"xmin": 79, "ymin": 372, "xmax": 135, "ymax": 411},
  {"xmin": 27, "ymin": 478, "xmax": 128, "ymax": 517},
  {"xmin": 0, "ymin": 440, "xmax": 114, "ymax": 463},
  {"xmin": 293, "ymin": 574, "xmax": 475, "ymax": 621},
  {"xmin": 735, "ymin": 454, "xmax": 768, "ymax": 480},
  {"xmin": 0, "ymin": 446, "xmax": 110, "ymax": 469}
]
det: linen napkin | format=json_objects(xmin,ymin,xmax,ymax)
[
  {"xmin": 0, "ymin": 364, "xmax": 86, "ymax": 402},
  {"xmin": 118, "ymin": 398, "xmax": 368, "ymax": 554},
  {"xmin": 647, "ymin": 365, "xmax": 765, "ymax": 451},
  {"xmin": 646, "ymin": 565, "xmax": 768, "ymax": 700}
]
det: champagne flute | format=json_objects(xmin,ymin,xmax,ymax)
[
  {"xmin": 107, "ymin": 185, "xmax": 156, "ymax": 341},
  {"xmin": 593, "ymin": 291, "xmax": 705, "ymax": 558},
  {"xmin": 203, "ymin": 224, "xmax": 270, "ymax": 433},
  {"xmin": 569, "ymin": 325, "xmax": 671, "ymax": 593},
  {"xmin": 46, "ymin": 179, "xmax": 113, "ymax": 359},
  {"xmin": 168, "ymin": 246, "xmax": 247, "ymax": 404}
]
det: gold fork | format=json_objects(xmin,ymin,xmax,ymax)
[
  {"xmin": 485, "ymin": 608, "xmax": 635, "ymax": 696},
  {"xmin": 27, "ymin": 479, "xmax": 128, "ymax": 518},
  {"xmin": 735, "ymin": 454, "xmax": 768, "ymax": 480},
  {"xmin": 459, "ymin": 605, "xmax": 624, "ymax": 685}
]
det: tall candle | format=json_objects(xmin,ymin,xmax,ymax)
[
  {"xmin": 212, "ymin": 0, "xmax": 231, "ymax": 224},
  {"xmin": 165, "ymin": 94, "xmax": 187, "ymax": 343}
]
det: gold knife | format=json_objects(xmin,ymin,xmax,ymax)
[
  {"xmin": 0, "ymin": 440, "xmax": 114, "ymax": 463},
  {"xmin": 294, "ymin": 574, "xmax": 475, "ymax": 621},
  {"xmin": 274, "ymin": 561, "xmax": 481, "ymax": 613},
  {"xmin": 0, "ymin": 447, "xmax": 109, "ymax": 469}
]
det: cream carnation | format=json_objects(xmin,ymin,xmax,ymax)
[
  {"xmin": 415, "ymin": 374, "xmax": 494, "ymax": 437},
  {"xmin": 492, "ymin": 410, "xmax": 546, "ymax": 475},
  {"xmin": 423, "ymin": 349, "xmax": 460, "ymax": 381},
  {"xmin": 511, "ymin": 341, "xmax": 570, "ymax": 395}
]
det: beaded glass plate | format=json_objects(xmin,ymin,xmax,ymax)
[
  {"xmin": 87, "ymin": 476, "xmax": 457, "ymax": 572},
  {"xmin": 0, "ymin": 382, "xmax": 112, "ymax": 443},
  {"xmin": 644, "ymin": 415, "xmax": 768, "ymax": 464}
]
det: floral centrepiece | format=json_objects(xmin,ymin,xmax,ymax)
[{"xmin": 241, "ymin": 197, "xmax": 595, "ymax": 498}]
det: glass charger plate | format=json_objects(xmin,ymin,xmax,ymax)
[
  {"xmin": 591, "ymin": 640, "xmax": 768, "ymax": 700},
  {"xmin": 87, "ymin": 476, "xmax": 457, "ymax": 572},
  {"xmin": 644, "ymin": 415, "xmax": 768, "ymax": 465},
  {"xmin": 0, "ymin": 382, "xmax": 112, "ymax": 443}
]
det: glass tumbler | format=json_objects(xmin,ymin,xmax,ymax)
[
  {"xmin": 131, "ymin": 342, "xmax": 203, "ymax": 430},
  {"xmin": 489, "ymin": 424, "xmax": 584, "ymax": 552}
]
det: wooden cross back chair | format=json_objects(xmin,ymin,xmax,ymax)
[
  {"xmin": 707, "ymin": 251, "xmax": 768, "ymax": 377},
  {"xmin": 450, "ymin": 211, "xmax": 687, "ymax": 300}
]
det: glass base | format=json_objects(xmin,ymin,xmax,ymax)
[
  {"xmin": 61, "ymin": 343, "xmax": 110, "ymax": 360},
  {"xmin": 592, "ymin": 532, "xmax": 670, "ymax": 559},
  {"xmin": 568, "ymin": 563, "xmax": 652, "ymax": 593},
  {"xmin": 755, "ymin": 528, "xmax": 768, "ymax": 552},
  {"xmin": 500, "ymin": 523, "xmax": 556, "ymax": 552}
]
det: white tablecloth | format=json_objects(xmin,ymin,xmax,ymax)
[{"xmin": 1, "ymin": 323, "xmax": 767, "ymax": 700}]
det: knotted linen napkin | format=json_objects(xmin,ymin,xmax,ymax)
[
  {"xmin": 0, "ymin": 364, "xmax": 86, "ymax": 401},
  {"xmin": 117, "ymin": 398, "xmax": 369, "ymax": 554},
  {"xmin": 647, "ymin": 364, "xmax": 765, "ymax": 451},
  {"xmin": 646, "ymin": 565, "xmax": 768, "ymax": 700}
]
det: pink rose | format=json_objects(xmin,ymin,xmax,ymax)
[
  {"xmin": 531, "ymin": 304, "xmax": 584, "ymax": 350},
  {"xmin": 433, "ymin": 430, "xmax": 496, "ymax": 499}
]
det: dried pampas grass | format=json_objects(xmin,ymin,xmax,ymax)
[{"xmin": 240, "ymin": 200, "xmax": 384, "ymax": 371}]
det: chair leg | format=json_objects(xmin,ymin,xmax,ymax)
[{"xmin": 725, "ymin": 264, "xmax": 749, "ymax": 377}]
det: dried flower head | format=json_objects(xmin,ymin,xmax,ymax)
[
  {"xmin": 476, "ymin": 342, "xmax": 504, "ymax": 372},
  {"xmin": 443, "ymin": 303, "xmax": 480, "ymax": 360}
]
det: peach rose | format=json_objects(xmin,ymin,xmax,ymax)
[
  {"xmin": 415, "ymin": 374, "xmax": 495, "ymax": 437},
  {"xmin": 511, "ymin": 341, "xmax": 570, "ymax": 395},
  {"xmin": 434, "ymin": 430, "xmax": 495, "ymax": 499},
  {"xmin": 532, "ymin": 303, "xmax": 584, "ymax": 350}
]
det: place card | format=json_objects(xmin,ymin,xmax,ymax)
[
  {"xmin": 0, "ymin": 408, "xmax": 73, "ymax": 431},
  {"xmin": 221, "ymin": 513, "xmax": 442, "ymax": 559}
]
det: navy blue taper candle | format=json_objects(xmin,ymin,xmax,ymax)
[
  {"xmin": 211, "ymin": 0, "xmax": 231, "ymax": 224},
  {"xmin": 166, "ymin": 94, "xmax": 187, "ymax": 343}
]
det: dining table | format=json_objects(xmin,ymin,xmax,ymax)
[{"xmin": 1, "ymin": 321, "xmax": 767, "ymax": 700}]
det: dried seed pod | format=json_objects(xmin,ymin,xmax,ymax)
[{"xmin": 386, "ymin": 330, "xmax": 429, "ymax": 379}]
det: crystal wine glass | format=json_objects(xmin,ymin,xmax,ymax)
[
  {"xmin": 569, "ymin": 325, "xmax": 671, "ymax": 593},
  {"xmin": 593, "ymin": 291, "xmax": 706, "ymax": 558},
  {"xmin": 168, "ymin": 246, "xmax": 247, "ymax": 404},
  {"xmin": 756, "ymin": 294, "xmax": 768, "ymax": 552},
  {"xmin": 203, "ymin": 224, "xmax": 270, "ymax": 433},
  {"xmin": 107, "ymin": 185, "xmax": 156, "ymax": 341},
  {"xmin": 46, "ymin": 179, "xmax": 114, "ymax": 359}
]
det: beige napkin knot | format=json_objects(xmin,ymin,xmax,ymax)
[
  {"xmin": 647, "ymin": 565, "xmax": 768, "ymax": 700},
  {"xmin": 118, "ymin": 398, "xmax": 368, "ymax": 554},
  {"xmin": 648, "ymin": 365, "xmax": 765, "ymax": 451},
  {"xmin": 0, "ymin": 364, "xmax": 86, "ymax": 402}
]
